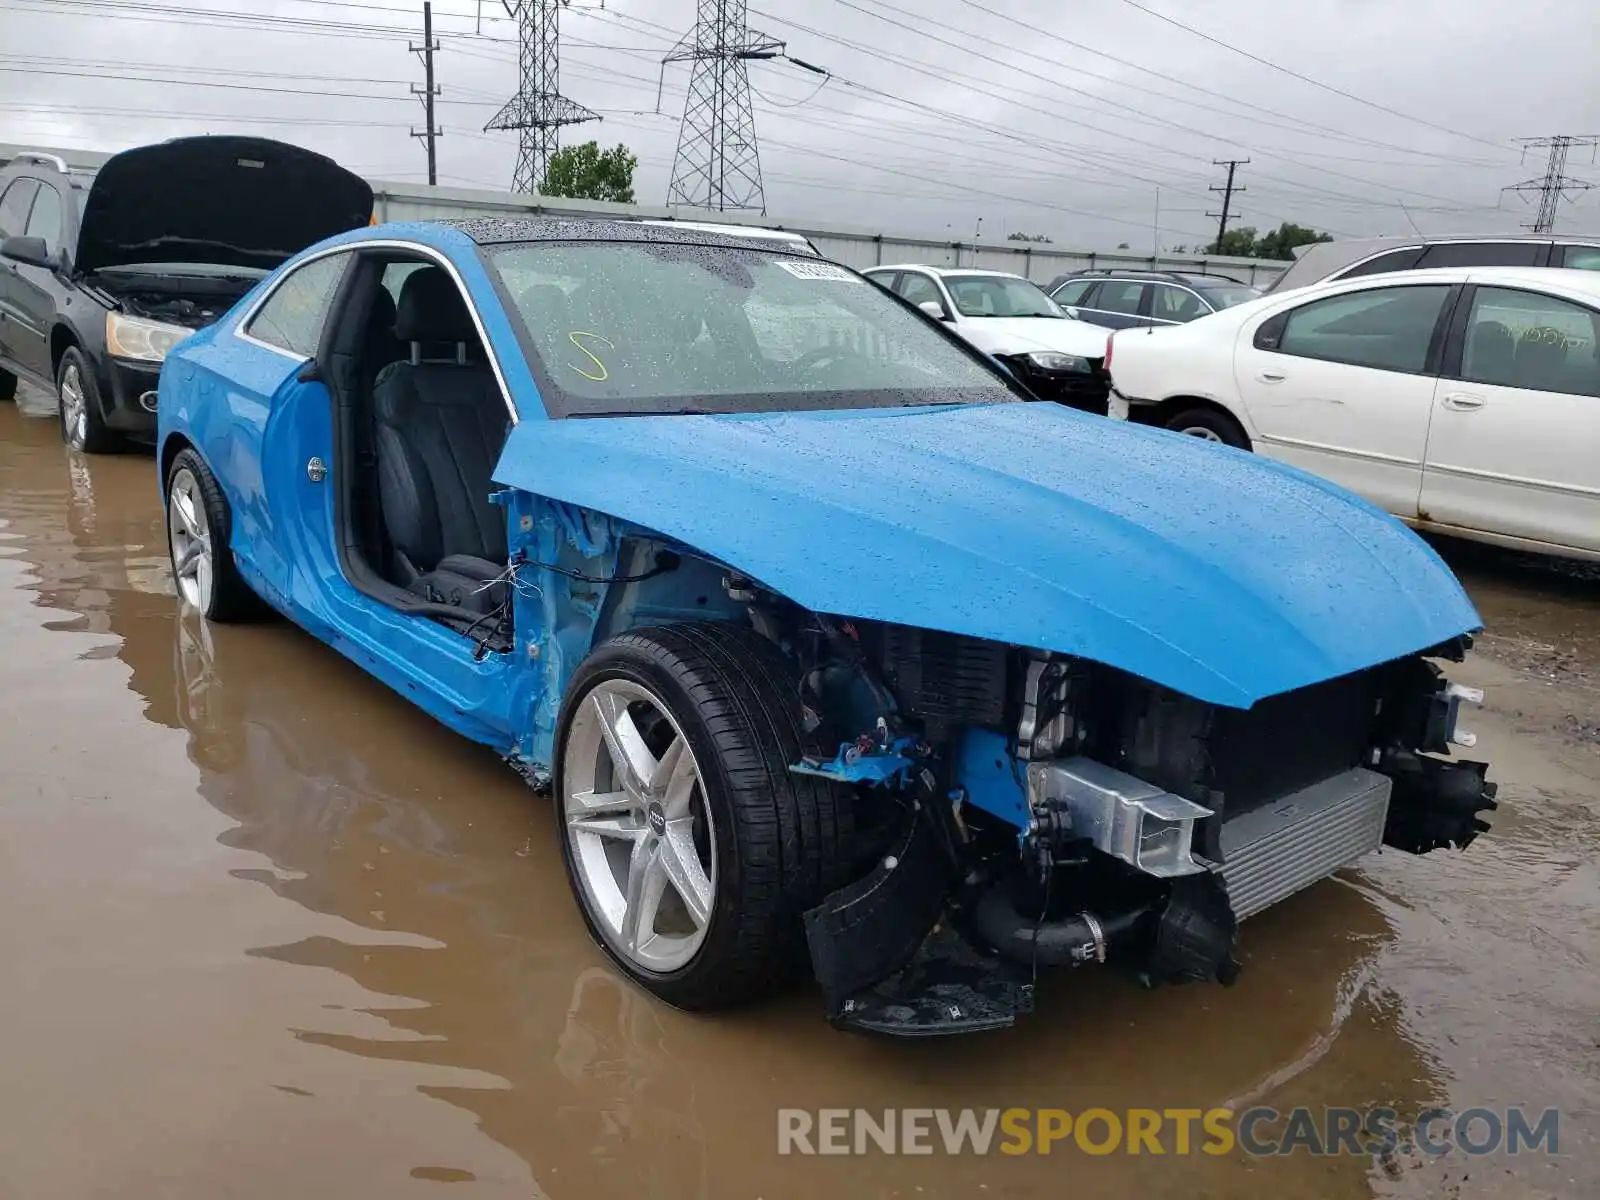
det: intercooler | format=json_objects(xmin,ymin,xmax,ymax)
[
  {"xmin": 1027, "ymin": 758, "xmax": 1393, "ymax": 921},
  {"xmin": 1218, "ymin": 767, "xmax": 1392, "ymax": 919}
]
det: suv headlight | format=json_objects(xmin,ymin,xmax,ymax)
[
  {"xmin": 106, "ymin": 311, "xmax": 191, "ymax": 363},
  {"xmin": 1025, "ymin": 350, "xmax": 1091, "ymax": 373}
]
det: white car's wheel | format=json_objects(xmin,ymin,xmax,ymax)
[
  {"xmin": 1164, "ymin": 406, "xmax": 1250, "ymax": 449},
  {"xmin": 554, "ymin": 623, "xmax": 854, "ymax": 1009}
]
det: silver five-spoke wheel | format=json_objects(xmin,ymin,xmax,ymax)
[
  {"xmin": 562, "ymin": 679, "xmax": 717, "ymax": 974},
  {"xmin": 1177, "ymin": 424, "xmax": 1224, "ymax": 442},
  {"xmin": 59, "ymin": 361, "xmax": 88, "ymax": 448},
  {"xmin": 167, "ymin": 467, "xmax": 215, "ymax": 612}
]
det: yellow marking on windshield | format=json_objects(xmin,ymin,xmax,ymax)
[{"xmin": 568, "ymin": 331, "xmax": 615, "ymax": 381}]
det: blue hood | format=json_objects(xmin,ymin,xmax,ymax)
[{"xmin": 493, "ymin": 402, "xmax": 1479, "ymax": 709}]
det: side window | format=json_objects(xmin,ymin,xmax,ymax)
[
  {"xmin": 1458, "ymin": 286, "xmax": 1600, "ymax": 398},
  {"xmin": 1152, "ymin": 284, "xmax": 1205, "ymax": 322},
  {"xmin": 0, "ymin": 178, "xmax": 39, "ymax": 238},
  {"xmin": 1336, "ymin": 247, "xmax": 1424, "ymax": 280},
  {"xmin": 1051, "ymin": 278, "xmax": 1095, "ymax": 306},
  {"xmin": 897, "ymin": 273, "xmax": 945, "ymax": 313},
  {"xmin": 1095, "ymin": 281, "xmax": 1146, "ymax": 315},
  {"xmin": 1556, "ymin": 245, "xmax": 1600, "ymax": 271},
  {"xmin": 381, "ymin": 259, "xmax": 429, "ymax": 304},
  {"xmin": 23, "ymin": 185, "xmax": 64, "ymax": 256},
  {"xmin": 245, "ymin": 253, "xmax": 351, "ymax": 358},
  {"xmin": 1273, "ymin": 285, "xmax": 1451, "ymax": 373},
  {"xmin": 1414, "ymin": 241, "xmax": 1543, "ymax": 270}
]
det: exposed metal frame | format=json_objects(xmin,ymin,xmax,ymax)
[{"xmin": 232, "ymin": 238, "xmax": 521, "ymax": 425}]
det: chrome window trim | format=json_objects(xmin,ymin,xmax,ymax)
[{"xmin": 233, "ymin": 238, "xmax": 521, "ymax": 425}]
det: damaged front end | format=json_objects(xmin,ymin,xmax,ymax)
[{"xmin": 791, "ymin": 621, "xmax": 1498, "ymax": 1038}]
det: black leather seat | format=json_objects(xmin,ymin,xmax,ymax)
[{"xmin": 373, "ymin": 267, "xmax": 510, "ymax": 613}]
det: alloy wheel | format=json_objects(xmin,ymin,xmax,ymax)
[
  {"xmin": 1178, "ymin": 425, "xmax": 1224, "ymax": 442},
  {"xmin": 167, "ymin": 468, "xmax": 215, "ymax": 611},
  {"xmin": 562, "ymin": 679, "xmax": 717, "ymax": 974},
  {"xmin": 59, "ymin": 363, "xmax": 88, "ymax": 448}
]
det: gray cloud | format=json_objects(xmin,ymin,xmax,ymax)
[{"xmin": 3, "ymin": 0, "xmax": 1597, "ymax": 251}]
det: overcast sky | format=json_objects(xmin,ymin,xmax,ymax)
[{"xmin": 4, "ymin": 0, "xmax": 1599, "ymax": 251}]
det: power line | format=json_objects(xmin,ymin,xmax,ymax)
[
  {"xmin": 1208, "ymin": 158, "xmax": 1248, "ymax": 251},
  {"xmin": 1109, "ymin": 0, "xmax": 1519, "ymax": 155},
  {"xmin": 1502, "ymin": 136, "xmax": 1600, "ymax": 233},
  {"xmin": 773, "ymin": 2, "xmax": 1501, "ymax": 211},
  {"xmin": 953, "ymin": 0, "xmax": 1509, "ymax": 169}
]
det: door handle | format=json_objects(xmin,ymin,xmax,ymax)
[
  {"xmin": 1257, "ymin": 370, "xmax": 1286, "ymax": 383},
  {"xmin": 1442, "ymin": 392, "xmax": 1486, "ymax": 411}
]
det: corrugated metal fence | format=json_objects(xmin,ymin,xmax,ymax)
[{"xmin": 2, "ymin": 141, "xmax": 1290, "ymax": 287}]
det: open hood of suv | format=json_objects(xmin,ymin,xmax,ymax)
[{"xmin": 76, "ymin": 136, "xmax": 373, "ymax": 275}]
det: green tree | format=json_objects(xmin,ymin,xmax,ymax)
[
  {"xmin": 538, "ymin": 141, "xmax": 638, "ymax": 203},
  {"xmin": 1006, "ymin": 231, "xmax": 1052, "ymax": 243},
  {"xmin": 1255, "ymin": 221, "xmax": 1333, "ymax": 260},
  {"xmin": 1209, "ymin": 221, "xmax": 1332, "ymax": 259}
]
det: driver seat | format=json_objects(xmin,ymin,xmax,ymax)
[{"xmin": 372, "ymin": 267, "xmax": 510, "ymax": 613}]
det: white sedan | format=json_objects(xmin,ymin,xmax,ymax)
[
  {"xmin": 1106, "ymin": 266, "xmax": 1600, "ymax": 562},
  {"xmin": 862, "ymin": 264, "xmax": 1113, "ymax": 412}
]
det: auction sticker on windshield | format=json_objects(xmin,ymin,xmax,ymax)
[{"xmin": 775, "ymin": 261, "xmax": 856, "ymax": 281}]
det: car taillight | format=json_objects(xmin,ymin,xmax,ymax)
[{"xmin": 1103, "ymin": 332, "xmax": 1115, "ymax": 373}]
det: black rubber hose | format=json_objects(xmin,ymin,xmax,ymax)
[{"xmin": 974, "ymin": 876, "xmax": 1152, "ymax": 968}]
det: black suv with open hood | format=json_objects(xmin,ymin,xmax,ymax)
[{"xmin": 0, "ymin": 136, "xmax": 372, "ymax": 452}]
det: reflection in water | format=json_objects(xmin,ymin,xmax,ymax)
[{"xmin": 12, "ymin": 399, "xmax": 1596, "ymax": 1198}]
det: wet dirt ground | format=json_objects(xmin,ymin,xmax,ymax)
[{"xmin": 1, "ymin": 382, "xmax": 1596, "ymax": 1200}]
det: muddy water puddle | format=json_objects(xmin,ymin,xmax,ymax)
[{"xmin": 1, "ymin": 390, "xmax": 1596, "ymax": 1198}]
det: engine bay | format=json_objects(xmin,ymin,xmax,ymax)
[{"xmin": 773, "ymin": 600, "xmax": 1500, "ymax": 1036}]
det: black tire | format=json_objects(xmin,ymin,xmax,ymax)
[
  {"xmin": 554, "ymin": 622, "xmax": 855, "ymax": 1010},
  {"xmin": 0, "ymin": 368, "xmax": 16, "ymax": 402},
  {"xmin": 57, "ymin": 346, "xmax": 120, "ymax": 454},
  {"xmin": 1163, "ymin": 405, "xmax": 1250, "ymax": 449},
  {"xmin": 164, "ymin": 448, "xmax": 259, "ymax": 623}
]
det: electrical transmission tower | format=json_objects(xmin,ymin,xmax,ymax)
[
  {"xmin": 662, "ymin": 0, "xmax": 783, "ymax": 212},
  {"xmin": 1207, "ymin": 158, "xmax": 1248, "ymax": 251},
  {"xmin": 1503, "ymin": 135, "xmax": 1599, "ymax": 233},
  {"xmin": 484, "ymin": 0, "xmax": 598, "ymax": 194}
]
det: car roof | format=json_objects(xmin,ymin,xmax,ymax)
[
  {"xmin": 869, "ymin": 264, "xmax": 1030, "ymax": 280},
  {"xmin": 1222, "ymin": 266, "xmax": 1600, "ymax": 318},
  {"xmin": 1054, "ymin": 268, "xmax": 1249, "ymax": 287},
  {"xmin": 438, "ymin": 215, "xmax": 820, "ymax": 254},
  {"xmin": 636, "ymin": 218, "xmax": 814, "ymax": 247},
  {"xmin": 1267, "ymin": 231, "xmax": 1600, "ymax": 292}
]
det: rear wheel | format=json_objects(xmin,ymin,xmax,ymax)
[
  {"xmin": 1164, "ymin": 405, "xmax": 1250, "ymax": 449},
  {"xmin": 554, "ymin": 622, "xmax": 853, "ymax": 1010},
  {"xmin": 0, "ymin": 368, "xmax": 16, "ymax": 402},
  {"xmin": 57, "ymin": 347, "xmax": 119, "ymax": 454}
]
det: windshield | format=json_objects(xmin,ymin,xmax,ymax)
[
  {"xmin": 488, "ymin": 242, "xmax": 1018, "ymax": 417},
  {"xmin": 942, "ymin": 274, "xmax": 1062, "ymax": 319},
  {"xmin": 1199, "ymin": 284, "xmax": 1262, "ymax": 310}
]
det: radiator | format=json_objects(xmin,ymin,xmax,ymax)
[{"xmin": 1219, "ymin": 767, "xmax": 1392, "ymax": 920}]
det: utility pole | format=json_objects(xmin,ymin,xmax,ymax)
[
  {"xmin": 410, "ymin": 2, "xmax": 442, "ymax": 186},
  {"xmin": 662, "ymin": 0, "xmax": 783, "ymax": 212},
  {"xmin": 1208, "ymin": 158, "xmax": 1248, "ymax": 252},
  {"xmin": 484, "ymin": 1, "xmax": 598, "ymax": 194},
  {"xmin": 1503, "ymin": 135, "xmax": 1599, "ymax": 232}
]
